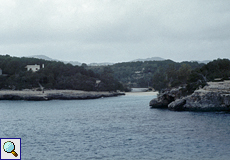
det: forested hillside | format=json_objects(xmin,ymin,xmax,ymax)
[
  {"xmin": 0, "ymin": 55, "xmax": 125, "ymax": 91},
  {"xmin": 1, "ymin": 55, "xmax": 229, "ymax": 93},
  {"xmin": 87, "ymin": 60, "xmax": 204, "ymax": 91},
  {"xmin": 186, "ymin": 58, "xmax": 230, "ymax": 93}
]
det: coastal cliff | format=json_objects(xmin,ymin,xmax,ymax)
[
  {"xmin": 150, "ymin": 81, "xmax": 230, "ymax": 112},
  {"xmin": 0, "ymin": 90, "xmax": 125, "ymax": 101},
  {"xmin": 149, "ymin": 87, "xmax": 184, "ymax": 108}
]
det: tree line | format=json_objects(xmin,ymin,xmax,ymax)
[
  {"xmin": 0, "ymin": 55, "xmax": 126, "ymax": 91},
  {"xmin": 186, "ymin": 58, "xmax": 230, "ymax": 94},
  {"xmin": 87, "ymin": 58, "xmax": 230, "ymax": 94},
  {"xmin": 1, "ymin": 55, "xmax": 229, "ymax": 94},
  {"xmin": 87, "ymin": 60, "xmax": 204, "ymax": 91}
]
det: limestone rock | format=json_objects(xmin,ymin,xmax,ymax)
[
  {"xmin": 167, "ymin": 81, "xmax": 230, "ymax": 111},
  {"xmin": 168, "ymin": 99, "xmax": 186, "ymax": 111},
  {"xmin": 150, "ymin": 81, "xmax": 230, "ymax": 111},
  {"xmin": 149, "ymin": 98, "xmax": 168, "ymax": 108},
  {"xmin": 182, "ymin": 90, "xmax": 230, "ymax": 111},
  {"xmin": 149, "ymin": 87, "xmax": 184, "ymax": 109}
]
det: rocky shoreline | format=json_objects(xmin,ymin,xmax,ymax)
[
  {"xmin": 150, "ymin": 81, "xmax": 230, "ymax": 112},
  {"xmin": 0, "ymin": 90, "xmax": 125, "ymax": 101}
]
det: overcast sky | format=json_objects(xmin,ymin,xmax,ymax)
[{"xmin": 0, "ymin": 0, "xmax": 230, "ymax": 63}]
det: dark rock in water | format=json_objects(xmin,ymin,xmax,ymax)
[
  {"xmin": 2, "ymin": 95, "xmax": 22, "ymax": 100},
  {"xmin": 149, "ymin": 87, "xmax": 184, "ymax": 109},
  {"xmin": 168, "ymin": 99, "xmax": 186, "ymax": 111},
  {"xmin": 149, "ymin": 98, "xmax": 168, "ymax": 108}
]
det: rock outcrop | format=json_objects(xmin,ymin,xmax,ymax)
[
  {"xmin": 150, "ymin": 81, "xmax": 230, "ymax": 112},
  {"xmin": 0, "ymin": 90, "xmax": 125, "ymax": 101},
  {"xmin": 149, "ymin": 87, "xmax": 184, "ymax": 109},
  {"xmin": 168, "ymin": 99, "xmax": 186, "ymax": 111}
]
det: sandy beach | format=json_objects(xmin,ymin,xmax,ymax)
[{"xmin": 125, "ymin": 91, "xmax": 158, "ymax": 96}]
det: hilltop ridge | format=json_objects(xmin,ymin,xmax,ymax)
[
  {"xmin": 131, "ymin": 57, "xmax": 165, "ymax": 62},
  {"xmin": 28, "ymin": 55, "xmax": 211, "ymax": 66}
]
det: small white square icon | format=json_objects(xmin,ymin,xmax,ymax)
[{"xmin": 0, "ymin": 138, "xmax": 21, "ymax": 160}]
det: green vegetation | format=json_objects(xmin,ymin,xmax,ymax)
[
  {"xmin": 88, "ymin": 58, "xmax": 230, "ymax": 94},
  {"xmin": 87, "ymin": 60, "xmax": 204, "ymax": 91},
  {"xmin": 1, "ymin": 54, "xmax": 229, "ymax": 94},
  {"xmin": 186, "ymin": 58, "xmax": 230, "ymax": 94},
  {"xmin": 0, "ymin": 55, "xmax": 125, "ymax": 91}
]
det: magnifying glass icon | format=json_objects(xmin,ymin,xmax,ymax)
[{"xmin": 3, "ymin": 141, "xmax": 18, "ymax": 157}]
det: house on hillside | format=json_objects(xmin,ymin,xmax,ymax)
[
  {"xmin": 95, "ymin": 80, "xmax": 101, "ymax": 87},
  {"xmin": 25, "ymin": 64, "xmax": 44, "ymax": 72},
  {"xmin": 0, "ymin": 68, "xmax": 7, "ymax": 76}
]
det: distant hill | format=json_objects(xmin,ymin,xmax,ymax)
[
  {"xmin": 66, "ymin": 61, "xmax": 82, "ymax": 66},
  {"xmin": 28, "ymin": 55, "xmax": 55, "ymax": 61},
  {"xmin": 29, "ymin": 55, "xmax": 114, "ymax": 66},
  {"xmin": 131, "ymin": 57, "xmax": 165, "ymax": 62},
  {"xmin": 88, "ymin": 62, "xmax": 114, "ymax": 66},
  {"xmin": 29, "ymin": 55, "xmax": 82, "ymax": 66},
  {"xmin": 29, "ymin": 55, "xmax": 211, "ymax": 66},
  {"xmin": 197, "ymin": 60, "xmax": 211, "ymax": 64}
]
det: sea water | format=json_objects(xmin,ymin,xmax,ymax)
[{"xmin": 0, "ymin": 93, "xmax": 230, "ymax": 160}]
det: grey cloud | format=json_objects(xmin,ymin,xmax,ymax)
[{"xmin": 0, "ymin": 0, "xmax": 230, "ymax": 63}]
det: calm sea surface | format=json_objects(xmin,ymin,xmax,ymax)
[{"xmin": 0, "ymin": 93, "xmax": 230, "ymax": 160}]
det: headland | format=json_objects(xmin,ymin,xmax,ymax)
[
  {"xmin": 150, "ymin": 80, "xmax": 230, "ymax": 112},
  {"xmin": 0, "ymin": 90, "xmax": 125, "ymax": 101}
]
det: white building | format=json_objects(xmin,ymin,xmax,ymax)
[
  {"xmin": 95, "ymin": 80, "xmax": 101, "ymax": 87},
  {"xmin": 25, "ymin": 64, "xmax": 44, "ymax": 72}
]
